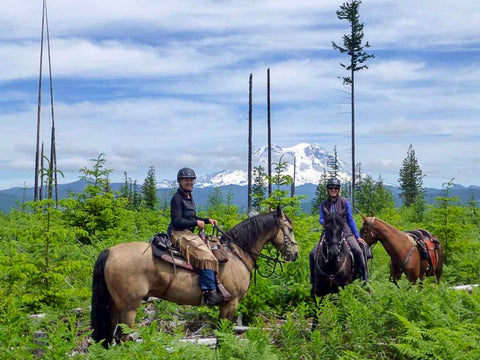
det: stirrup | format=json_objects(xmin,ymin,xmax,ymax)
[{"xmin": 203, "ymin": 290, "xmax": 224, "ymax": 306}]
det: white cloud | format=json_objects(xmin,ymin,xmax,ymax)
[{"xmin": 0, "ymin": 0, "xmax": 478, "ymax": 190}]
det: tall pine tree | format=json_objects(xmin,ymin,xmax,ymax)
[
  {"xmin": 332, "ymin": 0, "xmax": 375, "ymax": 207},
  {"xmin": 311, "ymin": 169, "xmax": 329, "ymax": 215},
  {"xmin": 398, "ymin": 144, "xmax": 425, "ymax": 207},
  {"xmin": 252, "ymin": 166, "xmax": 267, "ymax": 212},
  {"xmin": 142, "ymin": 165, "xmax": 157, "ymax": 210}
]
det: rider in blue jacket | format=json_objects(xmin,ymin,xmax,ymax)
[{"xmin": 319, "ymin": 177, "xmax": 368, "ymax": 282}]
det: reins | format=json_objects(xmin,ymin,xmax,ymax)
[
  {"xmin": 214, "ymin": 224, "xmax": 285, "ymax": 279},
  {"xmin": 316, "ymin": 238, "xmax": 349, "ymax": 287}
]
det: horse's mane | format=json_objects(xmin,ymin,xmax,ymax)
[
  {"xmin": 324, "ymin": 212, "xmax": 345, "ymax": 229},
  {"xmin": 224, "ymin": 211, "xmax": 284, "ymax": 250},
  {"xmin": 371, "ymin": 217, "xmax": 405, "ymax": 235}
]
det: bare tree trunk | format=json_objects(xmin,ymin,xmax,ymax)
[
  {"xmin": 34, "ymin": 0, "xmax": 46, "ymax": 202},
  {"xmin": 39, "ymin": 143, "xmax": 44, "ymax": 201},
  {"xmin": 45, "ymin": 1, "xmax": 57, "ymax": 202},
  {"xmin": 247, "ymin": 73, "xmax": 253, "ymax": 213},
  {"xmin": 291, "ymin": 155, "xmax": 296, "ymax": 197},
  {"xmin": 267, "ymin": 68, "xmax": 272, "ymax": 198},
  {"xmin": 350, "ymin": 62, "xmax": 355, "ymax": 208}
]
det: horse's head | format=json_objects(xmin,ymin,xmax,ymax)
[
  {"xmin": 322, "ymin": 209, "xmax": 346, "ymax": 261},
  {"xmin": 271, "ymin": 206, "xmax": 298, "ymax": 262},
  {"xmin": 360, "ymin": 213, "xmax": 378, "ymax": 246}
]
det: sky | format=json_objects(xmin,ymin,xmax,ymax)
[{"xmin": 0, "ymin": 0, "xmax": 479, "ymax": 190}]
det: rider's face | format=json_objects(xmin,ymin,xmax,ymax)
[
  {"xmin": 328, "ymin": 186, "xmax": 340, "ymax": 197},
  {"xmin": 180, "ymin": 178, "xmax": 195, "ymax": 191}
]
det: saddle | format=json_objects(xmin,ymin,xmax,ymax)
[
  {"xmin": 150, "ymin": 233, "xmax": 194, "ymax": 270},
  {"xmin": 406, "ymin": 229, "xmax": 438, "ymax": 274},
  {"xmin": 149, "ymin": 232, "xmax": 231, "ymax": 302},
  {"xmin": 150, "ymin": 232, "xmax": 229, "ymax": 269}
]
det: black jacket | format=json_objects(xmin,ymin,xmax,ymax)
[{"xmin": 168, "ymin": 187, "xmax": 209, "ymax": 234}]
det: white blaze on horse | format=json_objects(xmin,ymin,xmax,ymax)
[{"xmin": 91, "ymin": 207, "xmax": 298, "ymax": 347}]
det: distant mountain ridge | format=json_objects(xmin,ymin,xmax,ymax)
[
  {"xmin": 158, "ymin": 143, "xmax": 349, "ymax": 188},
  {"xmin": 2, "ymin": 181, "xmax": 479, "ymax": 214},
  {"xmin": 1, "ymin": 142, "xmax": 479, "ymax": 213}
]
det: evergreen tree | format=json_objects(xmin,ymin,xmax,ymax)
[
  {"xmin": 79, "ymin": 153, "xmax": 113, "ymax": 195},
  {"xmin": 252, "ymin": 166, "xmax": 267, "ymax": 212},
  {"xmin": 311, "ymin": 169, "xmax": 329, "ymax": 215},
  {"xmin": 132, "ymin": 180, "xmax": 143, "ymax": 209},
  {"xmin": 429, "ymin": 178, "xmax": 462, "ymax": 265},
  {"xmin": 398, "ymin": 144, "xmax": 425, "ymax": 207},
  {"xmin": 356, "ymin": 175, "xmax": 394, "ymax": 215},
  {"xmin": 119, "ymin": 171, "xmax": 130, "ymax": 200},
  {"xmin": 207, "ymin": 187, "xmax": 224, "ymax": 212},
  {"xmin": 262, "ymin": 155, "xmax": 305, "ymax": 215},
  {"xmin": 142, "ymin": 165, "xmax": 158, "ymax": 210},
  {"xmin": 332, "ymin": 0, "xmax": 375, "ymax": 208}
]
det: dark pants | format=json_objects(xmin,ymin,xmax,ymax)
[
  {"xmin": 200, "ymin": 269, "xmax": 216, "ymax": 291},
  {"xmin": 346, "ymin": 235, "xmax": 368, "ymax": 281}
]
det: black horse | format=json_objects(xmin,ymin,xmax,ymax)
[{"xmin": 309, "ymin": 210, "xmax": 354, "ymax": 328}]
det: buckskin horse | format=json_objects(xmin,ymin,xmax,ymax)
[
  {"xmin": 310, "ymin": 209, "xmax": 354, "ymax": 300},
  {"xmin": 359, "ymin": 214, "xmax": 443, "ymax": 284},
  {"xmin": 91, "ymin": 207, "xmax": 298, "ymax": 347}
]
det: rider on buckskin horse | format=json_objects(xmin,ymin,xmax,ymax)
[
  {"xmin": 167, "ymin": 167, "xmax": 224, "ymax": 306},
  {"xmin": 319, "ymin": 177, "xmax": 369, "ymax": 282}
]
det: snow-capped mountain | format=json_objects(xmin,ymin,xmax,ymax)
[{"xmin": 190, "ymin": 143, "xmax": 350, "ymax": 188}]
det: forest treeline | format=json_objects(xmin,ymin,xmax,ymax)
[{"xmin": 1, "ymin": 156, "xmax": 480, "ymax": 359}]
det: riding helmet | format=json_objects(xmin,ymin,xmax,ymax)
[
  {"xmin": 326, "ymin": 177, "xmax": 341, "ymax": 188},
  {"xmin": 177, "ymin": 167, "xmax": 196, "ymax": 182}
]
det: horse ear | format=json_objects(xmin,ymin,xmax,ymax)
[
  {"xmin": 361, "ymin": 213, "xmax": 367, "ymax": 221},
  {"xmin": 276, "ymin": 205, "xmax": 283, "ymax": 217},
  {"xmin": 323, "ymin": 206, "xmax": 330, "ymax": 216},
  {"xmin": 370, "ymin": 211, "xmax": 374, "ymax": 217}
]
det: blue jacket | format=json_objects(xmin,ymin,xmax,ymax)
[{"xmin": 319, "ymin": 196, "xmax": 360, "ymax": 239}]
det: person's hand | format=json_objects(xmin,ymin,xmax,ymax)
[
  {"xmin": 197, "ymin": 220, "xmax": 205, "ymax": 230},
  {"xmin": 357, "ymin": 237, "xmax": 367, "ymax": 246},
  {"xmin": 208, "ymin": 219, "xmax": 218, "ymax": 227}
]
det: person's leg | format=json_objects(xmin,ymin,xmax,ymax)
[
  {"xmin": 347, "ymin": 236, "xmax": 368, "ymax": 281},
  {"xmin": 200, "ymin": 269, "xmax": 224, "ymax": 305}
]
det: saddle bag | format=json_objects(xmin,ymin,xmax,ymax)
[{"xmin": 199, "ymin": 231, "xmax": 229, "ymax": 264}]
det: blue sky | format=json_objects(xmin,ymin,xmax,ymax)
[{"xmin": 0, "ymin": 0, "xmax": 479, "ymax": 190}]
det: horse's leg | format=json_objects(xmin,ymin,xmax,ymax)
[
  {"xmin": 219, "ymin": 298, "xmax": 239, "ymax": 322},
  {"xmin": 390, "ymin": 262, "xmax": 401, "ymax": 287},
  {"xmin": 111, "ymin": 303, "xmax": 121, "ymax": 344},
  {"xmin": 118, "ymin": 308, "xmax": 139, "ymax": 342}
]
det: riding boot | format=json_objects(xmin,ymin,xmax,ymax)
[
  {"xmin": 203, "ymin": 289, "xmax": 224, "ymax": 306},
  {"xmin": 200, "ymin": 269, "xmax": 224, "ymax": 306}
]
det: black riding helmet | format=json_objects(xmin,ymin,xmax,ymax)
[
  {"xmin": 326, "ymin": 177, "xmax": 341, "ymax": 188},
  {"xmin": 177, "ymin": 167, "xmax": 196, "ymax": 183}
]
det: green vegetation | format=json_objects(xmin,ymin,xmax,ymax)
[{"xmin": 1, "ymin": 160, "xmax": 479, "ymax": 359}]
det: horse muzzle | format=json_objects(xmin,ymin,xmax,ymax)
[{"xmin": 284, "ymin": 246, "xmax": 299, "ymax": 262}]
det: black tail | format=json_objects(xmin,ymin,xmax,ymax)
[{"xmin": 91, "ymin": 249, "xmax": 113, "ymax": 348}]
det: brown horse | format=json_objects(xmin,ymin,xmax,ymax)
[
  {"xmin": 91, "ymin": 207, "xmax": 298, "ymax": 346},
  {"xmin": 359, "ymin": 214, "xmax": 443, "ymax": 284}
]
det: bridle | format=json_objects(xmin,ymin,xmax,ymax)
[
  {"xmin": 315, "ymin": 217, "xmax": 349, "ymax": 286},
  {"xmin": 362, "ymin": 217, "xmax": 417, "ymax": 281},
  {"xmin": 215, "ymin": 217, "xmax": 295, "ymax": 278}
]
